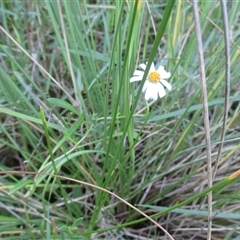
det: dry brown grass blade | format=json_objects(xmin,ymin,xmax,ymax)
[{"xmin": 192, "ymin": 1, "xmax": 212, "ymax": 240}]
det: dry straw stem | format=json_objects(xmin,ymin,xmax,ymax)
[
  {"xmin": 213, "ymin": 0, "xmax": 231, "ymax": 178},
  {"xmin": 192, "ymin": 1, "xmax": 212, "ymax": 240},
  {"xmin": 0, "ymin": 171, "xmax": 174, "ymax": 240}
]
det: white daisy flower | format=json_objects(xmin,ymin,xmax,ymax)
[{"xmin": 130, "ymin": 62, "xmax": 172, "ymax": 101}]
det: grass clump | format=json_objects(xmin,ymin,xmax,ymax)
[{"xmin": 0, "ymin": 1, "xmax": 240, "ymax": 239}]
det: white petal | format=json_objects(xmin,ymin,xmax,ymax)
[
  {"xmin": 160, "ymin": 80, "xmax": 172, "ymax": 91},
  {"xmin": 139, "ymin": 63, "xmax": 147, "ymax": 70},
  {"xmin": 149, "ymin": 62, "xmax": 156, "ymax": 71},
  {"xmin": 157, "ymin": 65, "xmax": 164, "ymax": 71},
  {"xmin": 142, "ymin": 80, "xmax": 150, "ymax": 93},
  {"xmin": 144, "ymin": 83, "xmax": 158, "ymax": 101},
  {"xmin": 133, "ymin": 70, "xmax": 144, "ymax": 76},
  {"xmin": 130, "ymin": 76, "xmax": 142, "ymax": 82},
  {"xmin": 161, "ymin": 71, "xmax": 171, "ymax": 79},
  {"xmin": 157, "ymin": 65, "xmax": 171, "ymax": 79},
  {"xmin": 144, "ymin": 91, "xmax": 151, "ymax": 101},
  {"xmin": 145, "ymin": 89, "xmax": 157, "ymax": 101},
  {"xmin": 156, "ymin": 82, "xmax": 166, "ymax": 98}
]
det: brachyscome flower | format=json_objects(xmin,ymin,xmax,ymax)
[{"xmin": 130, "ymin": 62, "xmax": 172, "ymax": 101}]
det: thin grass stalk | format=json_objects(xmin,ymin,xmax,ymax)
[
  {"xmin": 192, "ymin": 1, "xmax": 212, "ymax": 239},
  {"xmin": 124, "ymin": 0, "xmax": 145, "ymax": 189},
  {"xmin": 213, "ymin": 0, "xmax": 231, "ymax": 178},
  {"xmin": 172, "ymin": 0, "xmax": 181, "ymax": 47},
  {"xmin": 57, "ymin": 1, "xmax": 80, "ymax": 110}
]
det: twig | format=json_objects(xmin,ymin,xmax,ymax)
[{"xmin": 192, "ymin": 2, "xmax": 212, "ymax": 240}]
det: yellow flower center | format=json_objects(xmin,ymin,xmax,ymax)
[{"xmin": 148, "ymin": 71, "xmax": 161, "ymax": 83}]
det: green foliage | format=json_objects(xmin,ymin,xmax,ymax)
[{"xmin": 0, "ymin": 0, "xmax": 240, "ymax": 239}]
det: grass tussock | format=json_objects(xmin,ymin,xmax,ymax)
[{"xmin": 0, "ymin": 1, "xmax": 240, "ymax": 239}]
